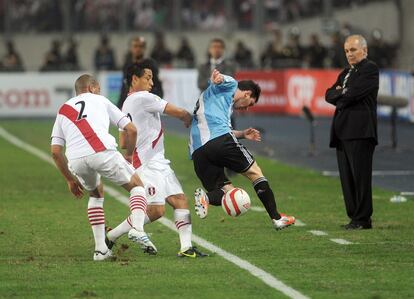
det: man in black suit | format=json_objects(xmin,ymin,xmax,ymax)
[
  {"xmin": 325, "ymin": 35, "xmax": 379, "ymax": 230},
  {"xmin": 117, "ymin": 37, "xmax": 163, "ymax": 108}
]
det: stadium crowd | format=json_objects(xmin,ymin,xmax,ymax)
[
  {"xmin": 3, "ymin": 0, "xmax": 390, "ymax": 32},
  {"xmin": 0, "ymin": 28, "xmax": 398, "ymax": 72}
]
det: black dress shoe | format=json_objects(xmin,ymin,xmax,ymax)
[
  {"xmin": 344, "ymin": 223, "xmax": 372, "ymax": 230},
  {"xmin": 340, "ymin": 223, "xmax": 351, "ymax": 228}
]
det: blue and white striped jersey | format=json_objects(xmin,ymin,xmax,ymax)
[{"xmin": 189, "ymin": 75, "xmax": 237, "ymax": 155}]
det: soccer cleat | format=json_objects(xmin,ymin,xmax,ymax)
[
  {"xmin": 128, "ymin": 228, "xmax": 157, "ymax": 255},
  {"xmin": 105, "ymin": 226, "xmax": 115, "ymax": 250},
  {"xmin": 272, "ymin": 213, "xmax": 296, "ymax": 230},
  {"xmin": 177, "ymin": 246, "xmax": 209, "ymax": 258},
  {"xmin": 194, "ymin": 188, "xmax": 208, "ymax": 219},
  {"xmin": 93, "ymin": 249, "xmax": 113, "ymax": 261}
]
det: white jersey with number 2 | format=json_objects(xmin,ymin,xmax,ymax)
[{"xmin": 51, "ymin": 92, "xmax": 130, "ymax": 160}]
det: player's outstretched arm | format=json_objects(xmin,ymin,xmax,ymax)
[
  {"xmin": 164, "ymin": 103, "xmax": 192, "ymax": 128},
  {"xmin": 51, "ymin": 145, "xmax": 84, "ymax": 198},
  {"xmin": 233, "ymin": 128, "xmax": 261, "ymax": 142}
]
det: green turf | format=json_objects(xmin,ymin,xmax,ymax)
[{"xmin": 0, "ymin": 120, "xmax": 413, "ymax": 299}]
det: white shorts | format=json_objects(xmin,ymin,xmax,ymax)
[
  {"xmin": 68, "ymin": 150, "xmax": 135, "ymax": 191},
  {"xmin": 135, "ymin": 160, "xmax": 184, "ymax": 205}
]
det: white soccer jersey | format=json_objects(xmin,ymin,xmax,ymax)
[
  {"xmin": 122, "ymin": 91, "xmax": 168, "ymax": 168},
  {"xmin": 51, "ymin": 92, "xmax": 130, "ymax": 160}
]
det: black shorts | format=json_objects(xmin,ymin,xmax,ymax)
[{"xmin": 192, "ymin": 132, "xmax": 255, "ymax": 192}]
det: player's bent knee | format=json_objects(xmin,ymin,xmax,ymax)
[
  {"xmin": 242, "ymin": 162, "xmax": 264, "ymax": 182},
  {"xmin": 122, "ymin": 174, "xmax": 144, "ymax": 192},
  {"xmin": 167, "ymin": 194, "xmax": 189, "ymax": 209}
]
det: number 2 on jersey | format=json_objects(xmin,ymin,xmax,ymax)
[{"xmin": 75, "ymin": 101, "xmax": 87, "ymax": 120}]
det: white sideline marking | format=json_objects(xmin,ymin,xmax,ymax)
[
  {"xmin": 294, "ymin": 219, "xmax": 306, "ymax": 227},
  {"xmin": 250, "ymin": 206, "xmax": 266, "ymax": 212},
  {"xmin": 250, "ymin": 206, "xmax": 307, "ymax": 227},
  {"xmin": 308, "ymin": 230, "xmax": 328, "ymax": 236},
  {"xmin": 323, "ymin": 170, "xmax": 414, "ymax": 177},
  {"xmin": 0, "ymin": 126, "xmax": 310, "ymax": 299},
  {"xmin": 330, "ymin": 238, "xmax": 353, "ymax": 245}
]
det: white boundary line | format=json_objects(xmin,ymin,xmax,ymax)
[
  {"xmin": 309, "ymin": 230, "xmax": 328, "ymax": 236},
  {"xmin": 0, "ymin": 126, "xmax": 310, "ymax": 299},
  {"xmin": 251, "ymin": 202, "xmax": 356, "ymax": 245},
  {"xmin": 330, "ymin": 239, "xmax": 353, "ymax": 245},
  {"xmin": 323, "ymin": 170, "xmax": 414, "ymax": 177}
]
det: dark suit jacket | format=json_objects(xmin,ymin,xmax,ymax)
[
  {"xmin": 325, "ymin": 59, "xmax": 379, "ymax": 148},
  {"xmin": 117, "ymin": 55, "xmax": 163, "ymax": 108},
  {"xmin": 197, "ymin": 58, "xmax": 236, "ymax": 91}
]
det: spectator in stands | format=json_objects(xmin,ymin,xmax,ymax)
[
  {"xmin": 64, "ymin": 38, "xmax": 80, "ymax": 71},
  {"xmin": 175, "ymin": 37, "xmax": 195, "ymax": 68},
  {"xmin": 197, "ymin": 38, "xmax": 236, "ymax": 91},
  {"xmin": 40, "ymin": 39, "xmax": 63, "ymax": 72},
  {"xmin": 235, "ymin": 0, "xmax": 254, "ymax": 29},
  {"xmin": 368, "ymin": 29, "xmax": 397, "ymax": 69},
  {"xmin": 327, "ymin": 32, "xmax": 348, "ymax": 68},
  {"xmin": 305, "ymin": 33, "xmax": 327, "ymax": 68},
  {"xmin": 233, "ymin": 40, "xmax": 255, "ymax": 70},
  {"xmin": 260, "ymin": 29, "xmax": 288, "ymax": 69},
  {"xmin": 284, "ymin": 29, "xmax": 304, "ymax": 68},
  {"xmin": 150, "ymin": 32, "xmax": 174, "ymax": 67},
  {"xmin": 0, "ymin": 41, "xmax": 24, "ymax": 72},
  {"xmin": 118, "ymin": 36, "xmax": 163, "ymax": 108},
  {"xmin": 94, "ymin": 34, "xmax": 116, "ymax": 71}
]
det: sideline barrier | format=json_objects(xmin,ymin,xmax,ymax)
[
  {"xmin": 236, "ymin": 70, "xmax": 414, "ymax": 122},
  {"xmin": 1, "ymin": 69, "xmax": 413, "ymax": 122}
]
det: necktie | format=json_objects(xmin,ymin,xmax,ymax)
[{"xmin": 342, "ymin": 67, "xmax": 354, "ymax": 89}]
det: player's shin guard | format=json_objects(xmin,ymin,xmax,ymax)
[
  {"xmin": 129, "ymin": 186, "xmax": 147, "ymax": 232},
  {"xmin": 87, "ymin": 197, "xmax": 107, "ymax": 252},
  {"xmin": 174, "ymin": 209, "xmax": 192, "ymax": 251},
  {"xmin": 253, "ymin": 177, "xmax": 281, "ymax": 220},
  {"xmin": 206, "ymin": 189, "xmax": 225, "ymax": 206}
]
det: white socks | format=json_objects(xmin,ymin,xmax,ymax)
[
  {"xmin": 87, "ymin": 197, "xmax": 107, "ymax": 252},
  {"xmin": 129, "ymin": 186, "xmax": 148, "ymax": 232},
  {"xmin": 174, "ymin": 209, "xmax": 192, "ymax": 251}
]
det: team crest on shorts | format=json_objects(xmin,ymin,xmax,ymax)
[{"xmin": 148, "ymin": 186, "xmax": 156, "ymax": 196}]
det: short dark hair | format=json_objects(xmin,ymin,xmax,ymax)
[
  {"xmin": 210, "ymin": 38, "xmax": 225, "ymax": 48},
  {"xmin": 126, "ymin": 61, "xmax": 153, "ymax": 87},
  {"xmin": 74, "ymin": 74, "xmax": 98, "ymax": 95},
  {"xmin": 238, "ymin": 80, "xmax": 261, "ymax": 102},
  {"xmin": 130, "ymin": 36, "xmax": 146, "ymax": 47}
]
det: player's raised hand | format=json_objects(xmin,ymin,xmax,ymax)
[
  {"xmin": 67, "ymin": 179, "xmax": 84, "ymax": 199},
  {"xmin": 244, "ymin": 128, "xmax": 261, "ymax": 142},
  {"xmin": 210, "ymin": 69, "xmax": 224, "ymax": 85}
]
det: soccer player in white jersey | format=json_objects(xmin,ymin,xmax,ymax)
[
  {"xmin": 190, "ymin": 69, "xmax": 296, "ymax": 230},
  {"xmin": 51, "ymin": 74, "xmax": 156, "ymax": 261},
  {"xmin": 106, "ymin": 62, "xmax": 208, "ymax": 258}
]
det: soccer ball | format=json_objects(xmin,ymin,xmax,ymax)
[{"xmin": 222, "ymin": 188, "xmax": 251, "ymax": 217}]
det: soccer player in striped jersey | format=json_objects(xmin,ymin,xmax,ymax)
[
  {"xmin": 106, "ymin": 62, "xmax": 208, "ymax": 258},
  {"xmin": 50, "ymin": 74, "xmax": 156, "ymax": 261},
  {"xmin": 190, "ymin": 69, "xmax": 296, "ymax": 230}
]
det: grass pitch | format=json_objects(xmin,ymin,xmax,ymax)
[{"xmin": 0, "ymin": 120, "xmax": 413, "ymax": 299}]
